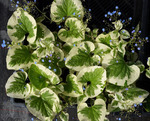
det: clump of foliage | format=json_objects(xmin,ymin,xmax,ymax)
[{"xmin": 4, "ymin": 0, "xmax": 150, "ymax": 121}]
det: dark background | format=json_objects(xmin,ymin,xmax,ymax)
[{"xmin": 0, "ymin": 0, "xmax": 150, "ymax": 121}]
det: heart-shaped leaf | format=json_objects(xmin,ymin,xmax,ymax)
[
  {"xmin": 28, "ymin": 64, "xmax": 60, "ymax": 90},
  {"xmin": 58, "ymin": 17, "xmax": 85, "ymax": 44},
  {"xmin": 65, "ymin": 41, "xmax": 95, "ymax": 71},
  {"xmin": 63, "ymin": 74, "xmax": 83, "ymax": 97},
  {"xmin": 6, "ymin": 45, "xmax": 37, "ymax": 70},
  {"xmin": 95, "ymin": 34, "xmax": 112, "ymax": 47},
  {"xmin": 120, "ymin": 29, "xmax": 130, "ymax": 39},
  {"xmin": 7, "ymin": 7, "xmax": 37, "ymax": 44},
  {"xmin": 25, "ymin": 88, "xmax": 61, "ymax": 121},
  {"xmin": 5, "ymin": 71, "xmax": 30, "ymax": 99},
  {"xmin": 107, "ymin": 54, "xmax": 140, "ymax": 86},
  {"xmin": 77, "ymin": 99, "xmax": 107, "ymax": 121},
  {"xmin": 77, "ymin": 66, "xmax": 106, "ymax": 98},
  {"xmin": 51, "ymin": 0, "xmax": 84, "ymax": 23},
  {"xmin": 113, "ymin": 20, "xmax": 123, "ymax": 30}
]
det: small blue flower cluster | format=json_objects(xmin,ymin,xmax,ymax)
[{"xmin": 1, "ymin": 40, "xmax": 6, "ymax": 48}]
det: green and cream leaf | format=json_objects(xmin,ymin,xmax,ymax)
[
  {"xmin": 58, "ymin": 18, "xmax": 85, "ymax": 44},
  {"xmin": 7, "ymin": 7, "xmax": 37, "ymax": 44},
  {"xmin": 50, "ymin": 0, "xmax": 84, "ymax": 23},
  {"xmin": 120, "ymin": 29, "xmax": 130, "ymax": 39},
  {"xmin": 25, "ymin": 88, "xmax": 61, "ymax": 121},
  {"xmin": 63, "ymin": 74, "xmax": 83, "ymax": 97},
  {"xmin": 110, "ymin": 87, "xmax": 149, "ymax": 110},
  {"xmin": 28, "ymin": 64, "xmax": 60, "ymax": 90},
  {"xmin": 65, "ymin": 41, "xmax": 95, "ymax": 71},
  {"xmin": 107, "ymin": 54, "xmax": 140, "ymax": 86},
  {"xmin": 6, "ymin": 45, "xmax": 37, "ymax": 70},
  {"xmin": 77, "ymin": 66, "xmax": 106, "ymax": 98},
  {"xmin": 5, "ymin": 71, "xmax": 30, "ymax": 99},
  {"xmin": 77, "ymin": 99, "xmax": 106, "ymax": 121},
  {"xmin": 112, "ymin": 20, "xmax": 123, "ymax": 30}
]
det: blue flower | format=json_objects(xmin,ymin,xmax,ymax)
[
  {"xmin": 104, "ymin": 14, "xmax": 107, "ymax": 17},
  {"xmin": 129, "ymin": 17, "xmax": 132, "ymax": 20},
  {"xmin": 24, "ymin": 8, "xmax": 27, "ymax": 11},
  {"xmin": 122, "ymin": 30, "xmax": 125, "ymax": 33},
  {"xmin": 139, "ymin": 103, "xmax": 142, "ymax": 106},
  {"xmin": 115, "ymin": 6, "xmax": 119, "ymax": 9},
  {"xmin": 125, "ymin": 88, "xmax": 128, "ymax": 91},
  {"xmin": 17, "ymin": 1, "xmax": 19, "ymax": 4},
  {"xmin": 118, "ymin": 118, "xmax": 121, "ymax": 120},
  {"xmin": 34, "ymin": 0, "xmax": 36, "ymax": 2},
  {"xmin": 62, "ymin": 17, "xmax": 65, "ymax": 20},
  {"xmin": 135, "ymin": 43, "xmax": 138, "ymax": 46},
  {"xmin": 78, "ymin": 15, "xmax": 81, "ymax": 17},
  {"xmin": 48, "ymin": 66, "xmax": 51, "ymax": 69},
  {"xmin": 58, "ymin": 25, "xmax": 61, "ymax": 28},
  {"xmin": 139, "ymin": 31, "xmax": 141, "ymax": 33},
  {"xmin": 110, "ymin": 40, "xmax": 112, "ymax": 42},
  {"xmin": 31, "ymin": 117, "xmax": 34, "ymax": 121},
  {"xmin": 1, "ymin": 40, "xmax": 6, "ymax": 48},
  {"xmin": 145, "ymin": 37, "xmax": 149, "ymax": 40},
  {"xmin": 73, "ymin": 12, "xmax": 75, "ymax": 15},
  {"xmin": 118, "ymin": 12, "xmax": 121, "ymax": 16},
  {"xmin": 50, "ymin": 54, "xmax": 52, "ymax": 57},
  {"xmin": 34, "ymin": 62, "xmax": 37, "ymax": 64},
  {"xmin": 64, "ymin": 58, "xmax": 66, "ymax": 61},
  {"xmin": 102, "ymin": 28, "xmax": 105, "ymax": 32},
  {"xmin": 83, "ymin": 87, "xmax": 86, "ymax": 90},
  {"xmin": 89, "ymin": 9, "xmax": 91, "ymax": 12},
  {"xmin": 132, "ymin": 30, "xmax": 135, "ymax": 33},
  {"xmin": 16, "ymin": 4, "xmax": 18, "ymax": 8},
  {"xmin": 112, "ymin": 11, "xmax": 116, "ymax": 14},
  {"xmin": 132, "ymin": 50, "xmax": 135, "ymax": 53},
  {"xmin": 134, "ymin": 104, "xmax": 137, "ymax": 107},
  {"xmin": 122, "ymin": 20, "xmax": 125, "ymax": 23},
  {"xmin": 41, "ymin": 59, "xmax": 44, "ymax": 62},
  {"xmin": 54, "ymin": 69, "xmax": 57, "ymax": 72},
  {"xmin": 107, "ymin": 11, "xmax": 111, "ymax": 15},
  {"xmin": 48, "ymin": 60, "xmax": 51, "ymax": 63},
  {"xmin": 116, "ymin": 60, "xmax": 118, "ymax": 63},
  {"xmin": 137, "ymin": 47, "xmax": 140, "ymax": 50}
]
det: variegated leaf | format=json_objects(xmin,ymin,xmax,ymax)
[
  {"xmin": 77, "ymin": 99, "xmax": 106, "ymax": 121},
  {"xmin": 50, "ymin": 0, "xmax": 84, "ymax": 23},
  {"xmin": 5, "ymin": 71, "xmax": 30, "ymax": 99},
  {"xmin": 28, "ymin": 64, "xmax": 60, "ymax": 90},
  {"xmin": 7, "ymin": 7, "xmax": 37, "ymax": 44},
  {"xmin": 6, "ymin": 45, "xmax": 38, "ymax": 70},
  {"xmin": 120, "ymin": 29, "xmax": 130, "ymax": 39},
  {"xmin": 106, "ymin": 54, "xmax": 140, "ymax": 86},
  {"xmin": 65, "ymin": 41, "xmax": 95, "ymax": 71},
  {"xmin": 77, "ymin": 66, "xmax": 106, "ymax": 98},
  {"xmin": 25, "ymin": 88, "xmax": 61, "ymax": 121},
  {"xmin": 58, "ymin": 17, "xmax": 85, "ymax": 44},
  {"xmin": 63, "ymin": 74, "xmax": 83, "ymax": 97}
]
